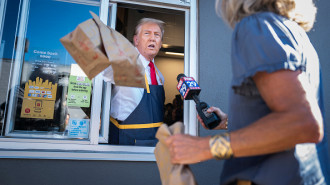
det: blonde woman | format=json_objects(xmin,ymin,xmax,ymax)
[{"xmin": 166, "ymin": 0, "xmax": 327, "ymax": 184}]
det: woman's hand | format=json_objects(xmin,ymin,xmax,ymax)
[
  {"xmin": 165, "ymin": 134, "xmax": 213, "ymax": 164},
  {"xmin": 197, "ymin": 106, "xmax": 228, "ymax": 130}
]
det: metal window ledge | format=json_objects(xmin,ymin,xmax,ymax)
[{"xmin": 0, "ymin": 139, "xmax": 156, "ymax": 161}]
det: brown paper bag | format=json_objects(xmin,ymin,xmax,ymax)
[
  {"xmin": 60, "ymin": 11, "xmax": 145, "ymax": 88},
  {"xmin": 154, "ymin": 122, "xmax": 198, "ymax": 185}
]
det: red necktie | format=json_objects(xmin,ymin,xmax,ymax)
[{"xmin": 149, "ymin": 61, "xmax": 158, "ymax": 85}]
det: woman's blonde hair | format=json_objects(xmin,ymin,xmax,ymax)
[{"xmin": 216, "ymin": 0, "xmax": 317, "ymax": 31}]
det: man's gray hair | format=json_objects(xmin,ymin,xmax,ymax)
[{"xmin": 134, "ymin": 18, "xmax": 165, "ymax": 39}]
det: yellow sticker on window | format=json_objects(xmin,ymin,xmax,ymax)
[
  {"xmin": 20, "ymin": 99, "xmax": 55, "ymax": 119},
  {"xmin": 20, "ymin": 77, "xmax": 57, "ymax": 119}
]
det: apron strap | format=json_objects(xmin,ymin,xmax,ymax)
[
  {"xmin": 155, "ymin": 69, "xmax": 163, "ymax": 84},
  {"xmin": 144, "ymin": 69, "xmax": 163, "ymax": 94},
  {"xmin": 110, "ymin": 117, "xmax": 163, "ymax": 129},
  {"xmin": 144, "ymin": 74, "xmax": 150, "ymax": 94}
]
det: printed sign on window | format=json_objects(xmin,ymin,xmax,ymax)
[
  {"xmin": 68, "ymin": 119, "xmax": 89, "ymax": 138},
  {"xmin": 67, "ymin": 75, "xmax": 92, "ymax": 107},
  {"xmin": 20, "ymin": 77, "xmax": 57, "ymax": 119}
]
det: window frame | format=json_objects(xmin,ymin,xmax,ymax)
[{"xmin": 0, "ymin": 0, "xmax": 198, "ymax": 161}]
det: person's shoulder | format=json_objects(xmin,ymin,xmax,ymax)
[
  {"xmin": 234, "ymin": 12, "xmax": 288, "ymax": 38},
  {"xmin": 238, "ymin": 12, "xmax": 286, "ymax": 27}
]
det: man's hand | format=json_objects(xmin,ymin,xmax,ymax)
[
  {"xmin": 165, "ymin": 134, "xmax": 213, "ymax": 164},
  {"xmin": 197, "ymin": 106, "xmax": 228, "ymax": 130}
]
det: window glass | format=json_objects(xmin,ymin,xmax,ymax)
[{"xmin": 3, "ymin": 0, "xmax": 99, "ymax": 139}]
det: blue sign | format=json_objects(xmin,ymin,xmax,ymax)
[{"xmin": 68, "ymin": 119, "xmax": 89, "ymax": 138}]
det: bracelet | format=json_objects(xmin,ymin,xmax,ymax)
[{"xmin": 209, "ymin": 133, "xmax": 233, "ymax": 159}]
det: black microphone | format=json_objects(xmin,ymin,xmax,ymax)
[{"xmin": 176, "ymin": 74, "xmax": 221, "ymax": 129}]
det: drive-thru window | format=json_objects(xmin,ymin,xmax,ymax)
[{"xmin": 0, "ymin": 0, "xmax": 198, "ymax": 161}]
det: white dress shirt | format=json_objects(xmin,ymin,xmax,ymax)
[{"xmin": 103, "ymin": 53, "xmax": 164, "ymax": 121}]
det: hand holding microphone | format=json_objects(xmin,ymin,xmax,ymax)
[
  {"xmin": 197, "ymin": 106, "xmax": 228, "ymax": 130},
  {"xmin": 176, "ymin": 74, "xmax": 221, "ymax": 129}
]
